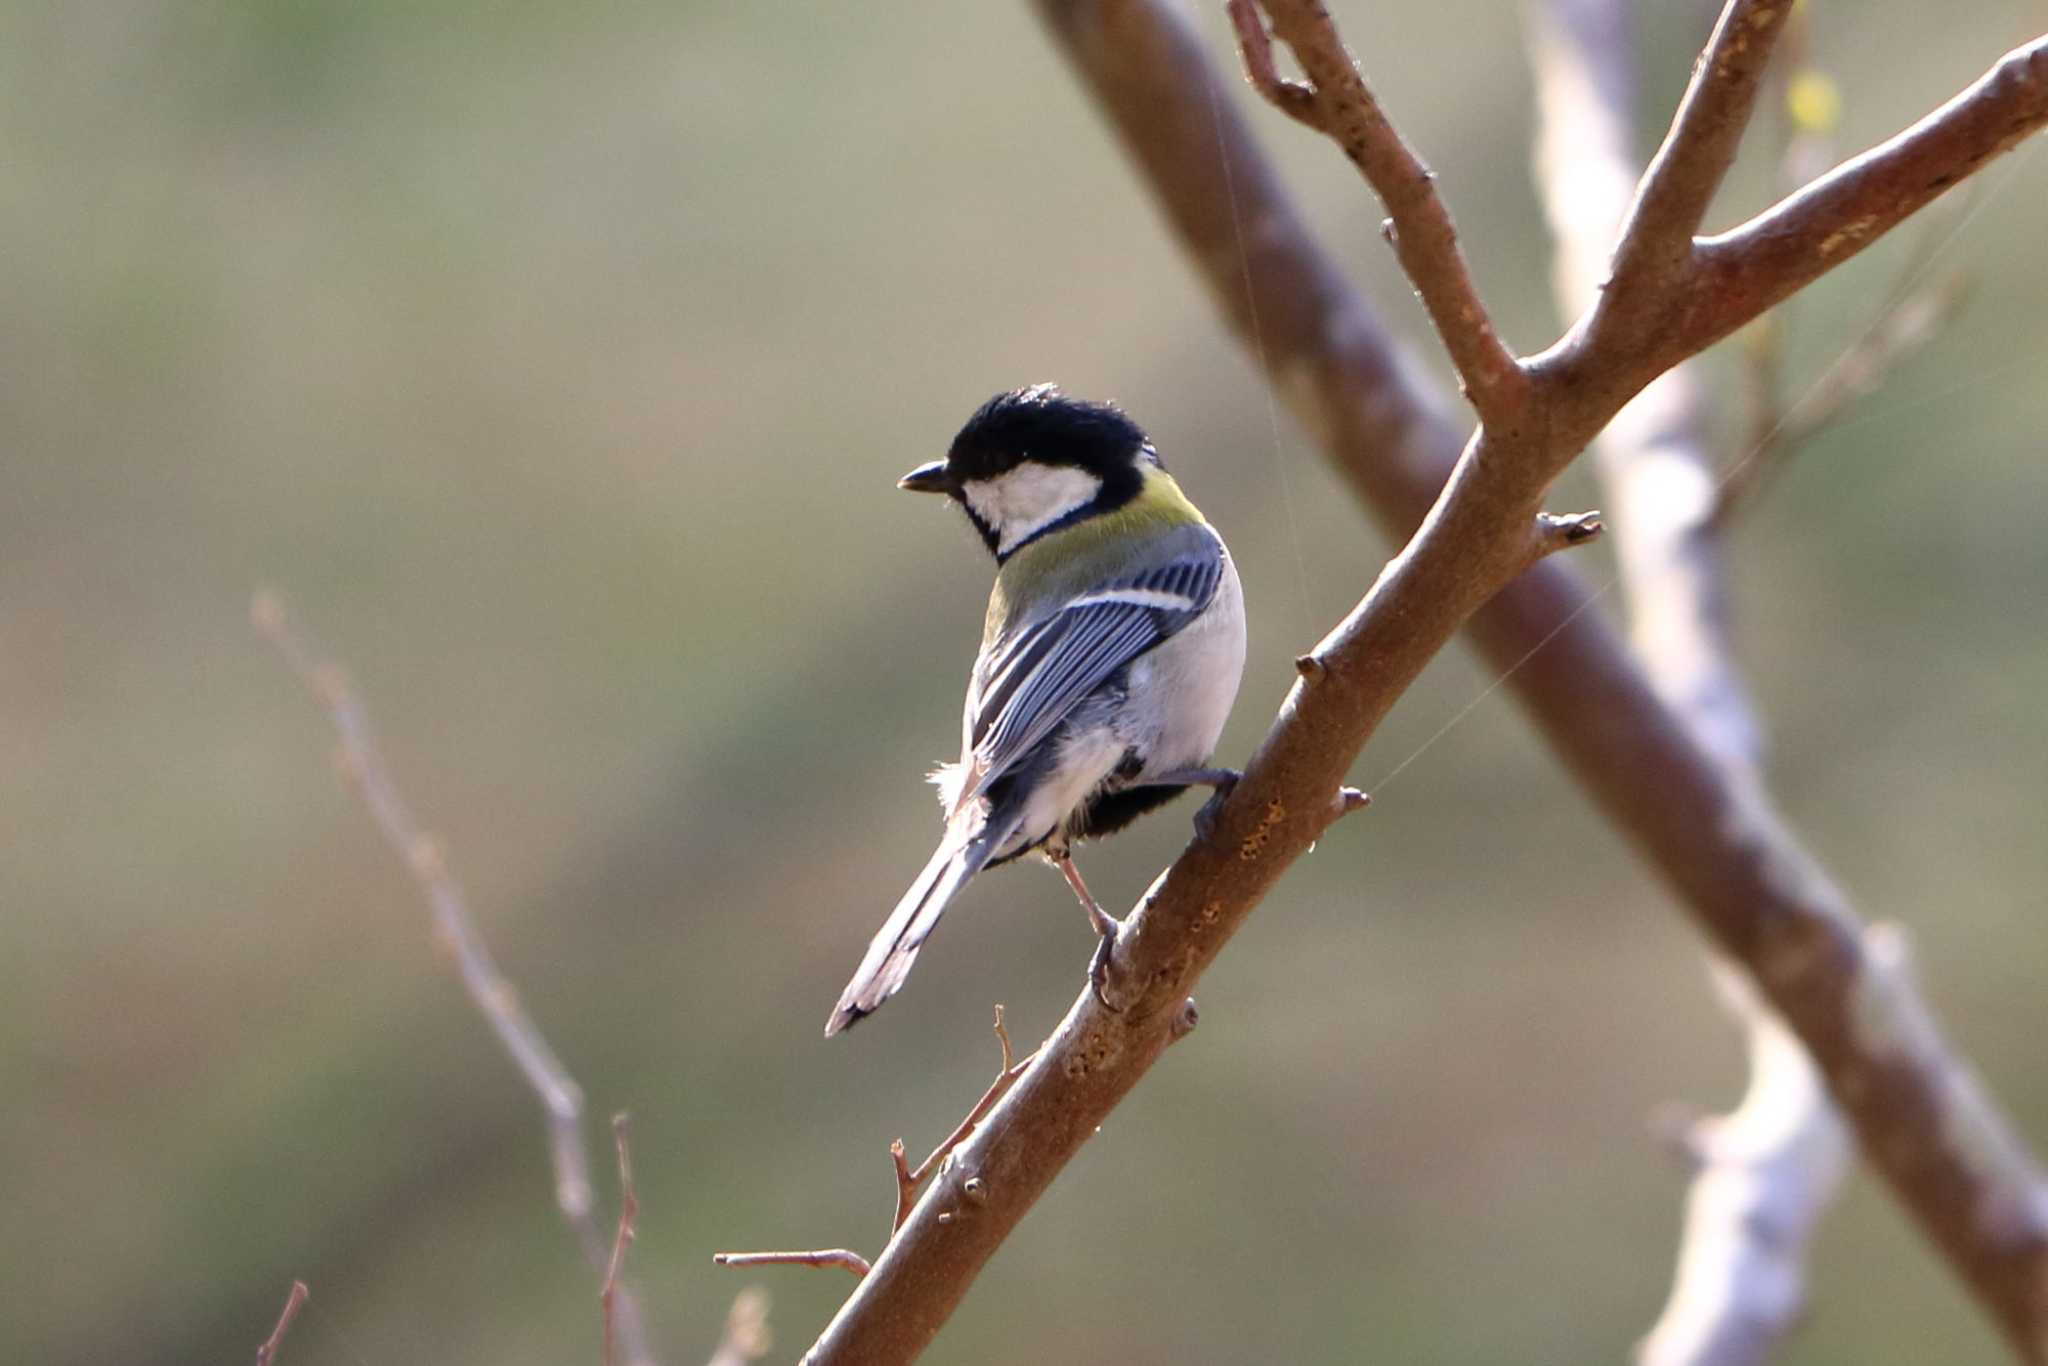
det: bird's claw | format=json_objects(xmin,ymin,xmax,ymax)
[
  {"xmin": 1088, "ymin": 910, "xmax": 1126, "ymax": 1013},
  {"xmin": 1192, "ymin": 771, "xmax": 1240, "ymax": 846}
]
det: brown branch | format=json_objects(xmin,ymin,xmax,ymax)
[
  {"xmin": 1592, "ymin": 0, "xmax": 1795, "ymax": 351},
  {"xmin": 714, "ymin": 1251, "xmax": 872, "ymax": 1279},
  {"xmin": 1677, "ymin": 33, "xmax": 2048, "ymax": 364},
  {"xmin": 790, "ymin": 4, "xmax": 2048, "ymax": 1360},
  {"xmin": 1531, "ymin": 5, "xmax": 1853, "ymax": 1360},
  {"xmin": 603, "ymin": 1114, "xmax": 641, "ymax": 1366},
  {"xmin": 254, "ymin": 592, "xmax": 659, "ymax": 1366},
  {"xmin": 254, "ymin": 1280, "xmax": 309, "ymax": 1366},
  {"xmin": 1226, "ymin": 0, "xmax": 1528, "ymax": 425}
]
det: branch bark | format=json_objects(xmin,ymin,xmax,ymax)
[
  {"xmin": 795, "ymin": 4, "xmax": 2048, "ymax": 1360},
  {"xmin": 1591, "ymin": 0, "xmax": 1795, "ymax": 352}
]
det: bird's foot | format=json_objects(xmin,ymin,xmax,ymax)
[
  {"xmin": 1053, "ymin": 849, "xmax": 1127, "ymax": 1012},
  {"xmin": 1186, "ymin": 770, "xmax": 1242, "ymax": 846},
  {"xmin": 1087, "ymin": 908, "xmax": 1125, "ymax": 1013}
]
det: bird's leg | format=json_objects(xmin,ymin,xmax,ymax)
[
  {"xmin": 1050, "ymin": 849, "xmax": 1123, "ymax": 1011},
  {"xmin": 1136, "ymin": 766, "xmax": 1242, "ymax": 845},
  {"xmin": 1057, "ymin": 852, "xmax": 1118, "ymax": 940}
]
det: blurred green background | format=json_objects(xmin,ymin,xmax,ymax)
[{"xmin": 5, "ymin": 1, "xmax": 2045, "ymax": 1362}]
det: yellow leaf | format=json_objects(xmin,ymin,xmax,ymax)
[{"xmin": 1787, "ymin": 70, "xmax": 1842, "ymax": 133}]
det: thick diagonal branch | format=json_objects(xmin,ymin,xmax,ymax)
[{"xmin": 796, "ymin": 5, "xmax": 2048, "ymax": 1361}]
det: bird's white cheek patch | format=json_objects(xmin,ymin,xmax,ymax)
[{"xmin": 962, "ymin": 464, "xmax": 1104, "ymax": 555}]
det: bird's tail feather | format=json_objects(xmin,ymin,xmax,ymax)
[{"xmin": 825, "ymin": 815, "xmax": 1016, "ymax": 1036}]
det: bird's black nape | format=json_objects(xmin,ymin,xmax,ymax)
[{"xmin": 945, "ymin": 384, "xmax": 1158, "ymax": 486}]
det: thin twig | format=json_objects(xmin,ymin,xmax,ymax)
[
  {"xmin": 254, "ymin": 591, "xmax": 658, "ymax": 1366},
  {"xmin": 713, "ymin": 1250, "xmax": 872, "ymax": 1279},
  {"xmin": 603, "ymin": 1114, "xmax": 641, "ymax": 1366},
  {"xmin": 1227, "ymin": 0, "xmax": 1529, "ymax": 424},
  {"xmin": 1717, "ymin": 264, "xmax": 1968, "ymax": 523},
  {"xmin": 890, "ymin": 1139, "xmax": 917, "ymax": 1232},
  {"xmin": 909, "ymin": 1007, "xmax": 1032, "ymax": 1188},
  {"xmin": 254, "ymin": 1280, "xmax": 309, "ymax": 1366},
  {"xmin": 893, "ymin": 1018, "xmax": 1036, "ymax": 1214},
  {"xmin": 899, "ymin": 1039, "xmax": 1030, "ymax": 1229}
]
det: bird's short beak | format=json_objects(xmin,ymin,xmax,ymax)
[{"xmin": 897, "ymin": 460, "xmax": 956, "ymax": 494}]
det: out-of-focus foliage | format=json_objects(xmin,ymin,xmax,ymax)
[{"xmin": 3, "ymin": 2, "xmax": 2043, "ymax": 1363}]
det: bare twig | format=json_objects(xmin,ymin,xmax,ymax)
[
  {"xmin": 604, "ymin": 1114, "xmax": 641, "ymax": 1366},
  {"xmin": 758, "ymin": 1005, "xmax": 1033, "ymax": 1257},
  {"xmin": 254, "ymin": 591, "xmax": 658, "ymax": 1366},
  {"xmin": 904, "ymin": 1008, "xmax": 1034, "ymax": 1193},
  {"xmin": 784, "ymin": 3, "xmax": 2048, "ymax": 1361},
  {"xmin": 1226, "ymin": 0, "xmax": 1528, "ymax": 424},
  {"xmin": 1718, "ymin": 264, "xmax": 1968, "ymax": 523},
  {"xmin": 704, "ymin": 1289, "xmax": 773, "ymax": 1366},
  {"xmin": 889, "ymin": 1139, "xmax": 916, "ymax": 1234},
  {"xmin": 254, "ymin": 1280, "xmax": 309, "ymax": 1366},
  {"xmin": 714, "ymin": 1250, "xmax": 872, "ymax": 1279},
  {"xmin": 724, "ymin": 1008, "xmax": 1032, "ymax": 1279}
]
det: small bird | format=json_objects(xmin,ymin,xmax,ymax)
[{"xmin": 826, "ymin": 385, "xmax": 1247, "ymax": 1036}]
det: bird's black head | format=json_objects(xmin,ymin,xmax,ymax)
[
  {"xmin": 944, "ymin": 385, "xmax": 1152, "ymax": 483},
  {"xmin": 898, "ymin": 385, "xmax": 1159, "ymax": 559}
]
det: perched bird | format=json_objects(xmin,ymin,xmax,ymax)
[{"xmin": 826, "ymin": 385, "xmax": 1247, "ymax": 1037}]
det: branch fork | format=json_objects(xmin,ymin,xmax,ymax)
[{"xmin": 783, "ymin": 1, "xmax": 2048, "ymax": 1357}]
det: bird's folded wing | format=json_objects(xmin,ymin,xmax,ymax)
[{"xmin": 957, "ymin": 534, "xmax": 1224, "ymax": 811}]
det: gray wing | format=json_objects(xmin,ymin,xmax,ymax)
[{"xmin": 960, "ymin": 529, "xmax": 1225, "ymax": 806}]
